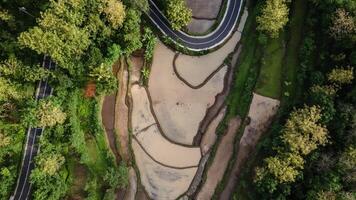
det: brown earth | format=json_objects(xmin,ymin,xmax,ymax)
[
  {"xmin": 200, "ymin": 107, "xmax": 226, "ymax": 155},
  {"xmin": 66, "ymin": 162, "xmax": 87, "ymax": 200},
  {"xmin": 219, "ymin": 93, "xmax": 280, "ymax": 199},
  {"xmin": 114, "ymin": 59, "xmax": 130, "ymax": 161},
  {"xmin": 194, "ymin": 45, "xmax": 242, "ymax": 145},
  {"xmin": 102, "ymin": 94, "xmax": 121, "ymax": 163},
  {"xmin": 187, "ymin": 19, "xmax": 215, "ymax": 34},
  {"xmin": 149, "ymin": 42, "xmax": 228, "ymax": 145},
  {"xmin": 196, "ymin": 117, "xmax": 241, "ymax": 200},
  {"xmin": 186, "ymin": 0, "xmax": 223, "ymax": 19},
  {"xmin": 124, "ymin": 167, "xmax": 137, "ymax": 200}
]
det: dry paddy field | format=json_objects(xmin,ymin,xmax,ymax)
[
  {"xmin": 129, "ymin": 17, "xmax": 246, "ymax": 199},
  {"xmin": 149, "ymin": 42, "xmax": 231, "ymax": 145}
]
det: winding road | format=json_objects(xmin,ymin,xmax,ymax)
[
  {"xmin": 148, "ymin": 0, "xmax": 243, "ymax": 50},
  {"xmin": 11, "ymin": 56, "xmax": 55, "ymax": 200},
  {"xmin": 11, "ymin": 0, "xmax": 243, "ymax": 199}
]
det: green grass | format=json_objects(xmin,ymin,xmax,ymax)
[
  {"xmin": 226, "ymin": 8, "xmax": 261, "ymax": 118},
  {"xmin": 66, "ymin": 93, "xmax": 119, "ymax": 199},
  {"xmin": 255, "ymin": 36, "xmax": 285, "ymax": 99},
  {"xmin": 85, "ymin": 137, "xmax": 107, "ymax": 174},
  {"xmin": 282, "ymin": 0, "xmax": 308, "ymax": 103}
]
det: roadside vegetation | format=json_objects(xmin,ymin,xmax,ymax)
[
  {"xmin": 0, "ymin": 0, "xmax": 148, "ymax": 199},
  {"xmin": 156, "ymin": 0, "xmax": 192, "ymax": 30}
]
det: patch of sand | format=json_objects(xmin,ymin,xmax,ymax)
[
  {"xmin": 187, "ymin": 19, "xmax": 215, "ymax": 34},
  {"xmin": 136, "ymin": 124, "xmax": 201, "ymax": 168},
  {"xmin": 241, "ymin": 93, "xmax": 280, "ymax": 147},
  {"xmin": 200, "ymin": 107, "xmax": 226, "ymax": 155},
  {"xmin": 186, "ymin": 0, "xmax": 223, "ymax": 19},
  {"xmin": 196, "ymin": 117, "xmax": 241, "ymax": 200},
  {"xmin": 124, "ymin": 167, "xmax": 137, "ymax": 200},
  {"xmin": 149, "ymin": 42, "xmax": 227, "ymax": 145},
  {"xmin": 219, "ymin": 93, "xmax": 280, "ymax": 199},
  {"xmin": 175, "ymin": 32, "xmax": 241, "ymax": 86},
  {"xmin": 131, "ymin": 84, "xmax": 155, "ymax": 135},
  {"xmin": 132, "ymin": 140, "xmax": 197, "ymax": 200},
  {"xmin": 237, "ymin": 8, "xmax": 248, "ymax": 33}
]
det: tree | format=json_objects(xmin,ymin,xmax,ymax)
[
  {"xmin": 132, "ymin": 0, "xmax": 149, "ymax": 12},
  {"xmin": 37, "ymin": 153, "xmax": 65, "ymax": 176},
  {"xmin": 0, "ymin": 133, "xmax": 11, "ymax": 148},
  {"xmin": 103, "ymin": 164, "xmax": 129, "ymax": 188},
  {"xmin": 256, "ymin": 0, "xmax": 289, "ymax": 38},
  {"xmin": 18, "ymin": 9, "xmax": 91, "ymax": 73},
  {"xmin": 89, "ymin": 63, "xmax": 117, "ymax": 94},
  {"xmin": 338, "ymin": 147, "xmax": 356, "ymax": 184},
  {"xmin": 330, "ymin": 9, "xmax": 356, "ymax": 40},
  {"xmin": 309, "ymin": 85, "xmax": 336, "ymax": 123},
  {"xmin": 282, "ymin": 106, "xmax": 328, "ymax": 155},
  {"xmin": 37, "ymin": 100, "xmax": 66, "ymax": 127},
  {"xmin": 0, "ymin": 9, "xmax": 13, "ymax": 22},
  {"xmin": 0, "ymin": 57, "xmax": 50, "ymax": 82},
  {"xmin": 256, "ymin": 153, "xmax": 304, "ymax": 184},
  {"xmin": 0, "ymin": 78, "xmax": 24, "ymax": 101},
  {"xmin": 122, "ymin": 8, "xmax": 142, "ymax": 55},
  {"xmin": 102, "ymin": 0, "xmax": 126, "ymax": 29},
  {"xmin": 327, "ymin": 67, "xmax": 354, "ymax": 85},
  {"xmin": 142, "ymin": 27, "xmax": 157, "ymax": 62},
  {"xmin": 166, "ymin": 0, "xmax": 192, "ymax": 30},
  {"xmin": 254, "ymin": 106, "xmax": 328, "ymax": 192}
]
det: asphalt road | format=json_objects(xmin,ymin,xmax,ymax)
[
  {"xmin": 11, "ymin": 56, "xmax": 55, "ymax": 200},
  {"xmin": 148, "ymin": 0, "xmax": 243, "ymax": 50},
  {"xmin": 11, "ymin": 0, "xmax": 242, "ymax": 198}
]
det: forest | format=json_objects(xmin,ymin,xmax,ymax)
[
  {"xmin": 235, "ymin": 0, "xmax": 356, "ymax": 199},
  {"xmin": 0, "ymin": 0, "xmax": 152, "ymax": 199}
]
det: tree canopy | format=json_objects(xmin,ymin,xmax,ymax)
[
  {"xmin": 166, "ymin": 0, "xmax": 192, "ymax": 30},
  {"xmin": 256, "ymin": 0, "xmax": 290, "ymax": 38}
]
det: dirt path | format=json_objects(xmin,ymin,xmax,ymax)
[
  {"xmin": 219, "ymin": 93, "xmax": 280, "ymax": 199},
  {"xmin": 196, "ymin": 117, "xmax": 241, "ymax": 200},
  {"xmin": 114, "ymin": 59, "xmax": 130, "ymax": 161},
  {"xmin": 102, "ymin": 94, "xmax": 121, "ymax": 162},
  {"xmin": 123, "ymin": 167, "xmax": 137, "ymax": 200}
]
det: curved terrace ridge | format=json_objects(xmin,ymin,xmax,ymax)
[{"xmin": 147, "ymin": 0, "xmax": 243, "ymax": 50}]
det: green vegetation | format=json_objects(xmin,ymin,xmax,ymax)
[
  {"xmin": 255, "ymin": 36, "xmax": 284, "ymax": 99},
  {"xmin": 166, "ymin": 0, "xmax": 192, "ymax": 30},
  {"xmin": 0, "ymin": 0, "xmax": 142, "ymax": 198},
  {"xmin": 233, "ymin": 0, "xmax": 356, "ymax": 199},
  {"xmin": 226, "ymin": 8, "xmax": 261, "ymax": 118},
  {"xmin": 256, "ymin": 0, "xmax": 290, "ymax": 38},
  {"xmin": 282, "ymin": 0, "xmax": 308, "ymax": 102}
]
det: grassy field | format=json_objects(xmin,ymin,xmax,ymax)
[
  {"xmin": 255, "ymin": 35, "xmax": 285, "ymax": 99},
  {"xmin": 226, "ymin": 8, "xmax": 261, "ymax": 118},
  {"xmin": 66, "ymin": 93, "xmax": 119, "ymax": 199},
  {"xmin": 282, "ymin": 0, "xmax": 308, "ymax": 103}
]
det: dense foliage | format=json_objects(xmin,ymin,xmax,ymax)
[
  {"xmin": 0, "ymin": 0, "xmax": 144, "ymax": 198},
  {"xmin": 166, "ymin": 0, "xmax": 192, "ymax": 30},
  {"xmin": 246, "ymin": 0, "xmax": 356, "ymax": 199}
]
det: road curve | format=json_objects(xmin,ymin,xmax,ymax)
[
  {"xmin": 148, "ymin": 0, "xmax": 243, "ymax": 51},
  {"xmin": 11, "ymin": 56, "xmax": 55, "ymax": 200}
]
